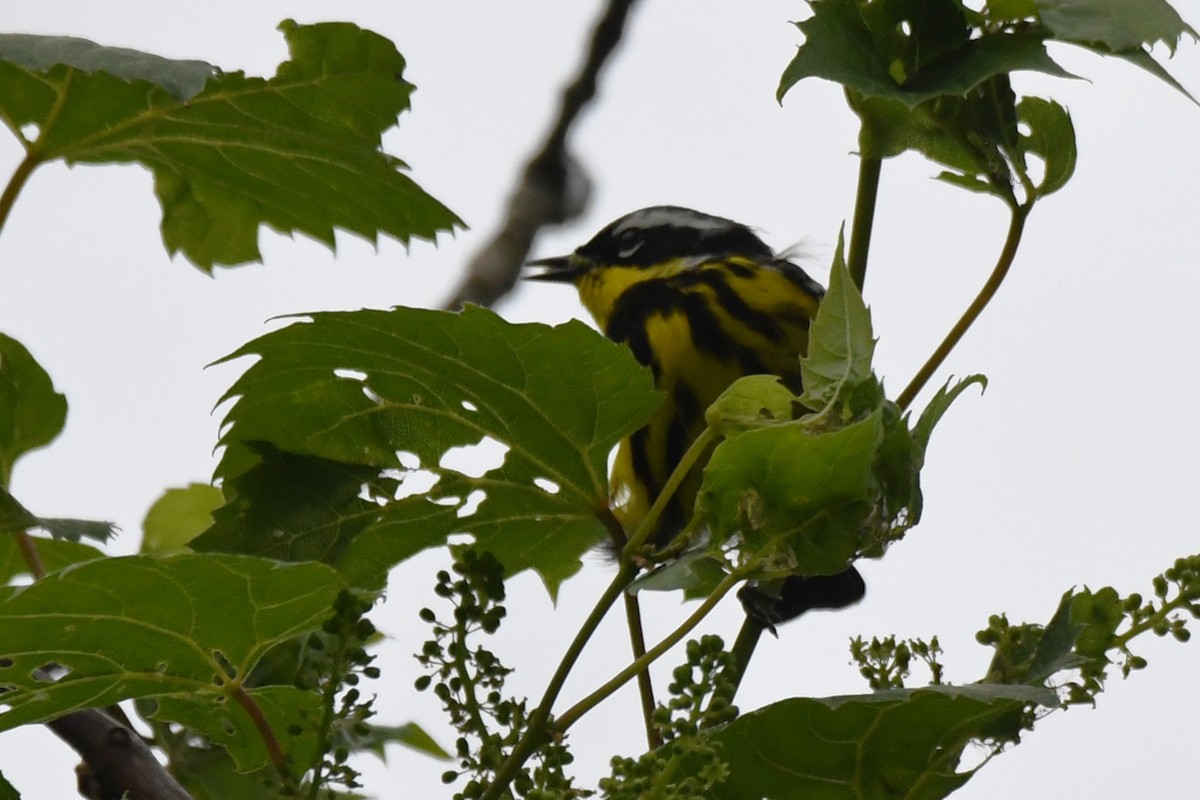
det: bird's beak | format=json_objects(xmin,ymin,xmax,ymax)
[{"xmin": 524, "ymin": 255, "xmax": 583, "ymax": 283}]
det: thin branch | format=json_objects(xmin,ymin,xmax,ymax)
[
  {"xmin": 896, "ymin": 203, "xmax": 1030, "ymax": 411},
  {"xmin": 621, "ymin": 590, "xmax": 662, "ymax": 749},
  {"xmin": 47, "ymin": 708, "xmax": 193, "ymax": 800},
  {"xmin": 442, "ymin": 0, "xmax": 643, "ymax": 310},
  {"xmin": 553, "ymin": 571, "xmax": 743, "ymax": 733}
]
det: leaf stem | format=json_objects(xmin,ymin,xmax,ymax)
[
  {"xmin": 553, "ymin": 570, "xmax": 743, "ymax": 733},
  {"xmin": 896, "ymin": 203, "xmax": 1030, "ymax": 411},
  {"xmin": 623, "ymin": 427, "xmax": 720, "ymax": 557},
  {"xmin": 847, "ymin": 155, "xmax": 882, "ymax": 292},
  {"xmin": 231, "ymin": 685, "xmax": 288, "ymax": 775},
  {"xmin": 0, "ymin": 152, "xmax": 40, "ymax": 242},
  {"xmin": 725, "ymin": 615, "xmax": 765, "ymax": 700},
  {"xmin": 16, "ymin": 530, "xmax": 46, "ymax": 580},
  {"xmin": 622, "ymin": 590, "xmax": 662, "ymax": 749}
]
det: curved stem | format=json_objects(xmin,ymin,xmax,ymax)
[
  {"xmin": 896, "ymin": 204, "xmax": 1030, "ymax": 411},
  {"xmin": 16, "ymin": 530, "xmax": 46, "ymax": 580},
  {"xmin": 0, "ymin": 152, "xmax": 40, "ymax": 241},
  {"xmin": 231, "ymin": 685, "xmax": 288, "ymax": 774},
  {"xmin": 847, "ymin": 155, "xmax": 882, "ymax": 292},
  {"xmin": 622, "ymin": 590, "xmax": 662, "ymax": 749},
  {"xmin": 725, "ymin": 615, "xmax": 765, "ymax": 701},
  {"xmin": 623, "ymin": 427, "xmax": 719, "ymax": 557},
  {"xmin": 553, "ymin": 571, "xmax": 743, "ymax": 733}
]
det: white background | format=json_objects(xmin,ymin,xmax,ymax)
[{"xmin": 1, "ymin": 2, "xmax": 1198, "ymax": 798}]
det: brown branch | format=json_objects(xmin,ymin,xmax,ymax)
[
  {"xmin": 47, "ymin": 708, "xmax": 192, "ymax": 800},
  {"xmin": 442, "ymin": 0, "xmax": 643, "ymax": 310}
]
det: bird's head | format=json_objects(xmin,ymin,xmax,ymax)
[{"xmin": 526, "ymin": 206, "xmax": 775, "ymax": 328}]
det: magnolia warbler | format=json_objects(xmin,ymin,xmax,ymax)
[{"xmin": 528, "ymin": 206, "xmax": 864, "ymax": 626}]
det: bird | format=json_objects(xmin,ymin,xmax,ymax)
[{"xmin": 527, "ymin": 205, "xmax": 864, "ymax": 627}]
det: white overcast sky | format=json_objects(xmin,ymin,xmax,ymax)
[{"xmin": 1, "ymin": 2, "xmax": 1199, "ymax": 798}]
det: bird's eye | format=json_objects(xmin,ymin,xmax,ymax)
[{"xmin": 616, "ymin": 229, "xmax": 643, "ymax": 259}]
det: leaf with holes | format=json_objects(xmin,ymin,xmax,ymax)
[
  {"xmin": 0, "ymin": 554, "xmax": 342, "ymax": 740},
  {"xmin": 207, "ymin": 305, "xmax": 661, "ymax": 597},
  {"xmin": 0, "ymin": 21, "xmax": 460, "ymax": 269}
]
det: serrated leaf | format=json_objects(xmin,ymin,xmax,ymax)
[
  {"xmin": 695, "ymin": 684, "xmax": 1058, "ymax": 800},
  {"xmin": 209, "ymin": 306, "xmax": 660, "ymax": 597},
  {"xmin": 910, "ymin": 375, "xmax": 987, "ymax": 466},
  {"xmin": 0, "ymin": 554, "xmax": 343, "ymax": 732},
  {"xmin": 0, "ymin": 33, "xmax": 213, "ymax": 102},
  {"xmin": 1035, "ymin": 0, "xmax": 1198, "ymax": 55},
  {"xmin": 0, "ymin": 485, "xmax": 116, "ymax": 543},
  {"xmin": 779, "ymin": 0, "xmax": 1076, "ymax": 108},
  {"xmin": 142, "ymin": 483, "xmax": 225, "ymax": 555},
  {"xmin": 0, "ymin": 334, "xmax": 67, "ymax": 488},
  {"xmin": 148, "ymin": 687, "xmax": 322, "ymax": 772},
  {"xmin": 698, "ymin": 411, "xmax": 884, "ymax": 576},
  {"xmin": 0, "ymin": 21, "xmax": 460, "ymax": 270},
  {"xmin": 799, "ymin": 232, "xmax": 875, "ymax": 413}
]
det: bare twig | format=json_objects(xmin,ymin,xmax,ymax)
[
  {"xmin": 47, "ymin": 708, "xmax": 193, "ymax": 800},
  {"xmin": 442, "ymin": 0, "xmax": 643, "ymax": 310}
]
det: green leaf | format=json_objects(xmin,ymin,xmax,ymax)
[
  {"xmin": 0, "ymin": 485, "xmax": 116, "ymax": 543},
  {"xmin": 798, "ymin": 232, "xmax": 875, "ymax": 413},
  {"xmin": 209, "ymin": 306, "xmax": 660, "ymax": 597},
  {"xmin": 0, "ymin": 33, "xmax": 213, "ymax": 102},
  {"xmin": 193, "ymin": 444, "xmax": 387, "ymax": 568},
  {"xmin": 987, "ymin": 0, "xmax": 1039, "ymax": 22},
  {"xmin": 698, "ymin": 411, "xmax": 884, "ymax": 576},
  {"xmin": 0, "ymin": 334, "xmax": 67, "ymax": 488},
  {"xmin": 1035, "ymin": 0, "xmax": 1198, "ymax": 54},
  {"xmin": 367, "ymin": 722, "xmax": 451, "ymax": 760},
  {"xmin": 0, "ymin": 771, "xmax": 17, "ymax": 800},
  {"xmin": 1017, "ymin": 97, "xmax": 1077, "ymax": 197},
  {"xmin": 148, "ymin": 687, "xmax": 322, "ymax": 772},
  {"xmin": 142, "ymin": 483, "xmax": 225, "ymax": 555},
  {"xmin": 0, "ymin": 534, "xmax": 104, "ymax": 584},
  {"xmin": 695, "ymin": 684, "xmax": 1058, "ymax": 800},
  {"xmin": 779, "ymin": 0, "xmax": 1075, "ymax": 108},
  {"xmin": 704, "ymin": 375, "xmax": 797, "ymax": 436},
  {"xmin": 0, "ymin": 554, "xmax": 343, "ymax": 733},
  {"xmin": 0, "ymin": 21, "xmax": 460, "ymax": 270},
  {"xmin": 910, "ymin": 375, "xmax": 987, "ymax": 467}
]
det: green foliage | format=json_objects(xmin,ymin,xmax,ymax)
[
  {"xmin": 203, "ymin": 305, "xmax": 660, "ymax": 596},
  {"xmin": 688, "ymin": 684, "xmax": 1056, "ymax": 800},
  {"xmin": 0, "ymin": 485, "xmax": 117, "ymax": 544},
  {"xmin": 141, "ymin": 483, "xmax": 225, "ymax": 555},
  {"xmin": 0, "ymin": 555, "xmax": 343, "ymax": 759},
  {"xmin": 0, "ymin": 334, "xmax": 66, "ymax": 489},
  {"xmin": 0, "ymin": 6, "xmax": 1195, "ymax": 799},
  {"xmin": 695, "ymin": 248, "xmax": 976, "ymax": 584},
  {"xmin": 0, "ymin": 21, "xmax": 460, "ymax": 270}
]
